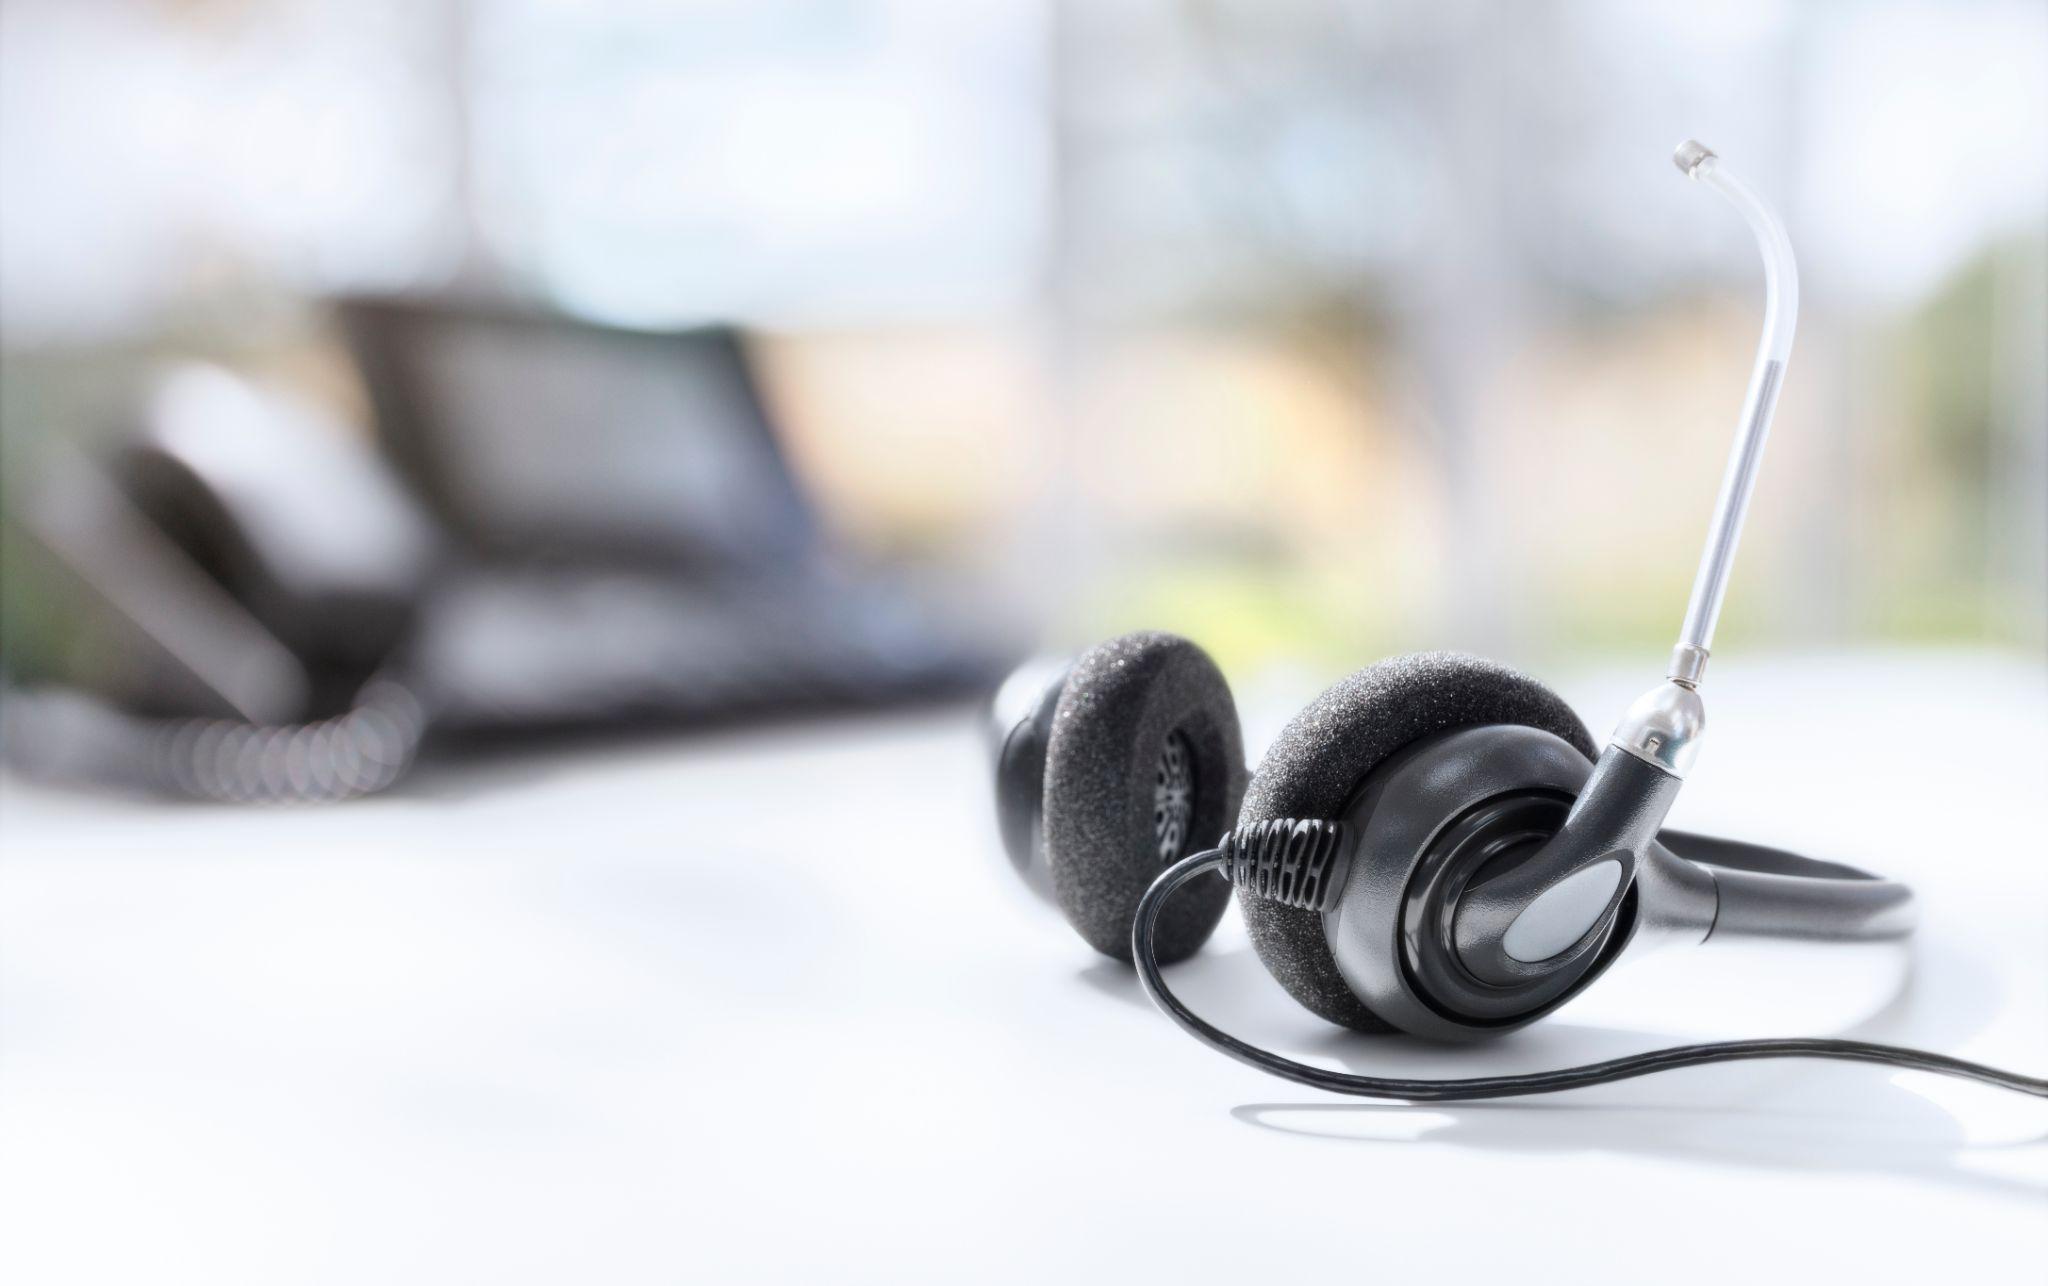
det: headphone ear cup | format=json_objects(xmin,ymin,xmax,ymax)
[
  {"xmin": 1043, "ymin": 631, "xmax": 1245, "ymax": 963},
  {"xmin": 1239, "ymin": 652, "xmax": 1596, "ymax": 1032},
  {"xmin": 987, "ymin": 656, "xmax": 1075, "ymax": 895}
]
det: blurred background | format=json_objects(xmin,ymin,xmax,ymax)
[
  {"xmin": 4, "ymin": 7, "xmax": 2048, "ymax": 1280},
  {"xmin": 1, "ymin": 0, "xmax": 2043, "ymax": 796}
]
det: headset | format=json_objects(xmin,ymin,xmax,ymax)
[{"xmin": 987, "ymin": 142, "xmax": 2047, "ymax": 1102}]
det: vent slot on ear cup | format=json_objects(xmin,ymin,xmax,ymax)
[{"xmin": 1153, "ymin": 729, "xmax": 1195, "ymax": 864}]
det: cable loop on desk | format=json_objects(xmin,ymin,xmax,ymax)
[{"xmin": 1133, "ymin": 848, "xmax": 2048, "ymax": 1102}]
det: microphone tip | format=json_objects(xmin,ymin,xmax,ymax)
[{"xmin": 1673, "ymin": 139, "xmax": 1716, "ymax": 178}]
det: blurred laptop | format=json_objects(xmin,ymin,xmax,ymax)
[{"xmin": 341, "ymin": 298, "xmax": 1006, "ymax": 737}]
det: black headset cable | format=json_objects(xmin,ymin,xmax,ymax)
[{"xmin": 1133, "ymin": 848, "xmax": 2048, "ymax": 1103}]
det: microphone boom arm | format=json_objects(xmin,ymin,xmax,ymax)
[{"xmin": 1666, "ymin": 139, "xmax": 1800, "ymax": 689}]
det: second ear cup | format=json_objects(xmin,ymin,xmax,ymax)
[
  {"xmin": 1238, "ymin": 652, "xmax": 1596, "ymax": 1032},
  {"xmin": 1043, "ymin": 632, "xmax": 1246, "ymax": 963}
]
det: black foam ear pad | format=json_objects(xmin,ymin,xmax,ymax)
[
  {"xmin": 1043, "ymin": 632, "xmax": 1246, "ymax": 963},
  {"xmin": 1237, "ymin": 652, "xmax": 1596, "ymax": 1032}
]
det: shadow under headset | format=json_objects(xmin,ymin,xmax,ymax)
[{"xmin": 987, "ymin": 141, "xmax": 2047, "ymax": 1103}]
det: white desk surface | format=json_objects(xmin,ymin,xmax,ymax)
[{"xmin": 3, "ymin": 651, "xmax": 2044, "ymax": 1284}]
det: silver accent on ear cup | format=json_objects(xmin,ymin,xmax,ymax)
[
  {"xmin": 1153, "ymin": 729, "xmax": 1195, "ymax": 864},
  {"xmin": 1502, "ymin": 858, "xmax": 1625, "ymax": 962}
]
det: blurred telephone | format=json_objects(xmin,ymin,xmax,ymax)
[
  {"xmin": 5, "ymin": 317, "xmax": 1007, "ymax": 802},
  {"xmin": 6, "ymin": 365, "xmax": 437, "ymax": 800}
]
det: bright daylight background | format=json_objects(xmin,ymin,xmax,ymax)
[
  {"xmin": 2, "ymin": 5, "xmax": 2046, "ymax": 1284},
  {"xmin": 2, "ymin": 0, "xmax": 2042, "ymax": 691}
]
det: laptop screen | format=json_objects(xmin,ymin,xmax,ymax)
[{"xmin": 343, "ymin": 301, "xmax": 815, "ymax": 571}]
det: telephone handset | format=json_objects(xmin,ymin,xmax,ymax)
[{"xmin": 6, "ymin": 364, "xmax": 440, "ymax": 800}]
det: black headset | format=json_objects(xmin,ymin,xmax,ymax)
[{"xmin": 986, "ymin": 142, "xmax": 2046, "ymax": 1103}]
